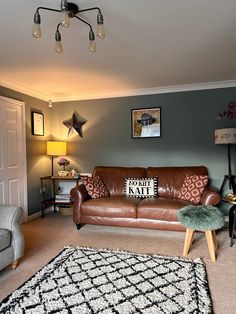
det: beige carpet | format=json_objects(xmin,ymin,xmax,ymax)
[{"xmin": 0, "ymin": 212, "xmax": 236, "ymax": 313}]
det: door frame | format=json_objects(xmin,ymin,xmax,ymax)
[{"xmin": 0, "ymin": 96, "xmax": 28, "ymax": 221}]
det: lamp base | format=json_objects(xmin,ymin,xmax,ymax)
[{"xmin": 220, "ymin": 175, "xmax": 236, "ymax": 195}]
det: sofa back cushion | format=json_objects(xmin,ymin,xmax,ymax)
[
  {"xmin": 81, "ymin": 176, "xmax": 110, "ymax": 199},
  {"xmin": 124, "ymin": 177, "xmax": 158, "ymax": 198},
  {"xmin": 93, "ymin": 166, "xmax": 146, "ymax": 196},
  {"xmin": 146, "ymin": 166, "xmax": 208, "ymax": 199},
  {"xmin": 178, "ymin": 174, "xmax": 208, "ymax": 204}
]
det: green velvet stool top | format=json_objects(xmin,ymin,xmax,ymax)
[
  {"xmin": 177, "ymin": 205, "xmax": 225, "ymax": 262},
  {"xmin": 177, "ymin": 205, "xmax": 225, "ymax": 231}
]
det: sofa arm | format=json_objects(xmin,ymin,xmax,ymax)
[
  {"xmin": 70, "ymin": 185, "xmax": 90, "ymax": 223},
  {"xmin": 0, "ymin": 205, "xmax": 24, "ymax": 261},
  {"xmin": 200, "ymin": 186, "xmax": 221, "ymax": 206}
]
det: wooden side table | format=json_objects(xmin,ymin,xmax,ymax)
[{"xmin": 40, "ymin": 176, "xmax": 80, "ymax": 218}]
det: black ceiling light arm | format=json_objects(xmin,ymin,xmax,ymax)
[
  {"xmin": 36, "ymin": 7, "xmax": 61, "ymax": 14},
  {"xmin": 78, "ymin": 7, "xmax": 101, "ymax": 14},
  {"xmin": 74, "ymin": 16, "xmax": 96, "ymax": 53},
  {"xmin": 34, "ymin": 6, "xmax": 100, "ymax": 30},
  {"xmin": 32, "ymin": 1, "xmax": 105, "ymax": 53},
  {"xmin": 74, "ymin": 15, "xmax": 93, "ymax": 32},
  {"xmin": 56, "ymin": 23, "xmax": 61, "ymax": 33},
  {"xmin": 77, "ymin": 6, "xmax": 104, "ymax": 28}
]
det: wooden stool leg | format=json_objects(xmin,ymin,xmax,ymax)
[
  {"xmin": 212, "ymin": 230, "xmax": 218, "ymax": 253},
  {"xmin": 205, "ymin": 230, "xmax": 216, "ymax": 262},
  {"xmin": 183, "ymin": 228, "xmax": 194, "ymax": 256}
]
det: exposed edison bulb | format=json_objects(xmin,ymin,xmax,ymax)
[
  {"xmin": 61, "ymin": 0, "xmax": 70, "ymax": 28},
  {"xmin": 32, "ymin": 23, "xmax": 41, "ymax": 38},
  {"xmin": 96, "ymin": 24, "xmax": 105, "ymax": 39},
  {"xmin": 32, "ymin": 11, "xmax": 41, "ymax": 38},
  {"xmin": 61, "ymin": 10, "xmax": 70, "ymax": 28},
  {"xmin": 55, "ymin": 41, "xmax": 63, "ymax": 53},
  {"xmin": 96, "ymin": 12, "xmax": 105, "ymax": 39},
  {"xmin": 88, "ymin": 30, "xmax": 96, "ymax": 53},
  {"xmin": 89, "ymin": 40, "xmax": 96, "ymax": 53},
  {"xmin": 55, "ymin": 29, "xmax": 63, "ymax": 53}
]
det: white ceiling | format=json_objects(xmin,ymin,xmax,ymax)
[{"xmin": 1, "ymin": 0, "xmax": 236, "ymax": 102}]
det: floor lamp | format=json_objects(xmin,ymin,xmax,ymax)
[
  {"xmin": 215, "ymin": 128, "xmax": 236, "ymax": 195},
  {"xmin": 47, "ymin": 141, "xmax": 67, "ymax": 176}
]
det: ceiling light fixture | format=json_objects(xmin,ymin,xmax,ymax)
[{"xmin": 32, "ymin": 0, "xmax": 105, "ymax": 54}]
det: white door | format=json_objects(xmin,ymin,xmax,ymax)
[{"xmin": 0, "ymin": 96, "xmax": 27, "ymax": 220}]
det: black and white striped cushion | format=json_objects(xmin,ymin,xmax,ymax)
[{"xmin": 124, "ymin": 177, "xmax": 157, "ymax": 198}]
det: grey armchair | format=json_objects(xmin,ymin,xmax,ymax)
[{"xmin": 0, "ymin": 205, "xmax": 24, "ymax": 270}]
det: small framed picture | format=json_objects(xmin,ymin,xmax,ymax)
[
  {"xmin": 131, "ymin": 107, "xmax": 161, "ymax": 138},
  {"xmin": 31, "ymin": 112, "xmax": 44, "ymax": 136}
]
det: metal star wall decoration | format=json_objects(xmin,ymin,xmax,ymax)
[{"xmin": 63, "ymin": 110, "xmax": 87, "ymax": 138}]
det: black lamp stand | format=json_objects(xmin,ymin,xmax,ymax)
[
  {"xmin": 51, "ymin": 156, "xmax": 54, "ymax": 177},
  {"xmin": 219, "ymin": 143, "xmax": 236, "ymax": 195}
]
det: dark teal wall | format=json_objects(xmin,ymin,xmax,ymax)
[
  {"xmin": 1, "ymin": 85, "xmax": 236, "ymax": 216},
  {"xmin": 52, "ymin": 87, "xmax": 236, "ymax": 193}
]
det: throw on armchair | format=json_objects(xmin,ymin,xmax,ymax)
[{"xmin": 0, "ymin": 205, "xmax": 24, "ymax": 270}]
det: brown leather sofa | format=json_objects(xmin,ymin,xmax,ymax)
[{"xmin": 71, "ymin": 166, "xmax": 221, "ymax": 231}]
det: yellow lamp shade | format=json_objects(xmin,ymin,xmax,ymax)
[{"xmin": 47, "ymin": 141, "xmax": 67, "ymax": 156}]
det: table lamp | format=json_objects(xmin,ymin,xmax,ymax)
[
  {"xmin": 215, "ymin": 128, "xmax": 236, "ymax": 194},
  {"xmin": 47, "ymin": 141, "xmax": 67, "ymax": 176}
]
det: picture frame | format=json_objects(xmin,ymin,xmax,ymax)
[
  {"xmin": 31, "ymin": 112, "xmax": 44, "ymax": 136},
  {"xmin": 131, "ymin": 107, "xmax": 161, "ymax": 138}
]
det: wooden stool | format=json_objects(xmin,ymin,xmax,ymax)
[
  {"xmin": 183, "ymin": 228, "xmax": 218, "ymax": 262},
  {"xmin": 177, "ymin": 205, "xmax": 225, "ymax": 262}
]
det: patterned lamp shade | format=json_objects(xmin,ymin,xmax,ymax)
[{"xmin": 215, "ymin": 128, "xmax": 236, "ymax": 144}]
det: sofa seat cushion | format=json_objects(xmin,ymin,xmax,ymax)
[
  {"xmin": 81, "ymin": 196, "xmax": 141, "ymax": 218},
  {"xmin": 137, "ymin": 197, "xmax": 192, "ymax": 221},
  {"xmin": 0, "ymin": 228, "xmax": 11, "ymax": 251}
]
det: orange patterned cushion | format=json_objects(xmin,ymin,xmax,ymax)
[
  {"xmin": 178, "ymin": 175, "xmax": 208, "ymax": 204},
  {"xmin": 81, "ymin": 176, "xmax": 110, "ymax": 198}
]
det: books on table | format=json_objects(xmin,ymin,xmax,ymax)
[{"xmin": 55, "ymin": 194, "xmax": 72, "ymax": 203}]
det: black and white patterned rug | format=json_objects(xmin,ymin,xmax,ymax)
[{"xmin": 0, "ymin": 246, "xmax": 213, "ymax": 313}]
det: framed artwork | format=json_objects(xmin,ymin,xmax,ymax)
[
  {"xmin": 131, "ymin": 107, "xmax": 161, "ymax": 138},
  {"xmin": 31, "ymin": 112, "xmax": 44, "ymax": 136}
]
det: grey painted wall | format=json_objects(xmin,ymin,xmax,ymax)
[
  {"xmin": 52, "ymin": 87, "xmax": 236, "ymax": 193},
  {"xmin": 0, "ymin": 86, "xmax": 51, "ymax": 215}
]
